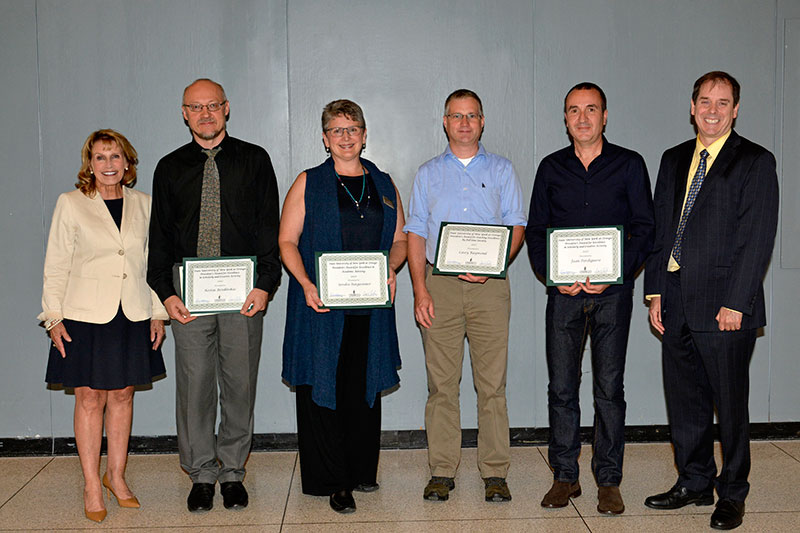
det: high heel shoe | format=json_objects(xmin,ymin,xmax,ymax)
[
  {"xmin": 103, "ymin": 472, "xmax": 140, "ymax": 508},
  {"xmin": 84, "ymin": 507, "xmax": 107, "ymax": 522}
]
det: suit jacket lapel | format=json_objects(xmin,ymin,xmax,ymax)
[
  {"xmin": 690, "ymin": 130, "xmax": 741, "ymax": 215},
  {"xmin": 89, "ymin": 190, "xmax": 123, "ymax": 244},
  {"xmin": 119, "ymin": 187, "xmax": 133, "ymax": 242},
  {"xmin": 670, "ymin": 143, "xmax": 694, "ymax": 231}
]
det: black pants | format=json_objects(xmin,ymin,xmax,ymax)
[
  {"xmin": 296, "ymin": 315, "xmax": 381, "ymax": 496},
  {"xmin": 662, "ymin": 271, "xmax": 755, "ymax": 502}
]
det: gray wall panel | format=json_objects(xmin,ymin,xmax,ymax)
[
  {"xmin": 287, "ymin": 0, "xmax": 536, "ymax": 430},
  {"xmin": 0, "ymin": 0, "xmax": 53, "ymax": 437},
  {"xmin": 769, "ymin": 1, "xmax": 800, "ymax": 421},
  {"xmin": 34, "ymin": 0, "xmax": 291, "ymax": 436},
  {"xmin": 1, "ymin": 0, "xmax": 796, "ymax": 441},
  {"xmin": 534, "ymin": 0, "xmax": 778, "ymax": 425}
]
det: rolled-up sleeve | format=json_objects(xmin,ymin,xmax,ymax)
[{"xmin": 499, "ymin": 159, "xmax": 527, "ymax": 227}]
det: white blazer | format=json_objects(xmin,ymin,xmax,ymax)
[{"xmin": 39, "ymin": 187, "xmax": 168, "ymax": 324}]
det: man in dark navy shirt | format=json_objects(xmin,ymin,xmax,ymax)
[
  {"xmin": 525, "ymin": 82, "xmax": 654, "ymax": 515},
  {"xmin": 148, "ymin": 78, "xmax": 280, "ymax": 513}
]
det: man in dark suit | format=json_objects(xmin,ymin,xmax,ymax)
[{"xmin": 644, "ymin": 71, "xmax": 779, "ymax": 530}]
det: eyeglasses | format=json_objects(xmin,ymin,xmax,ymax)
[
  {"xmin": 445, "ymin": 113, "xmax": 482, "ymax": 121},
  {"xmin": 182, "ymin": 101, "xmax": 227, "ymax": 113},
  {"xmin": 325, "ymin": 126, "xmax": 364, "ymax": 137}
]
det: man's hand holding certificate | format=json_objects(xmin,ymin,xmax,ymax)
[
  {"xmin": 182, "ymin": 257, "xmax": 256, "ymax": 315},
  {"xmin": 433, "ymin": 222, "xmax": 513, "ymax": 278},
  {"xmin": 546, "ymin": 226, "xmax": 623, "ymax": 286}
]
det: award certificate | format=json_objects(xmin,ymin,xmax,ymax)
[
  {"xmin": 433, "ymin": 222, "xmax": 512, "ymax": 278},
  {"xmin": 316, "ymin": 251, "xmax": 391, "ymax": 309},
  {"xmin": 182, "ymin": 256, "xmax": 256, "ymax": 315},
  {"xmin": 546, "ymin": 226, "xmax": 623, "ymax": 286}
]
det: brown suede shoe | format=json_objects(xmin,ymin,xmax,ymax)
[
  {"xmin": 597, "ymin": 486, "xmax": 625, "ymax": 514},
  {"xmin": 541, "ymin": 480, "xmax": 581, "ymax": 508}
]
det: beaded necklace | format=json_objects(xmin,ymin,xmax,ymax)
[{"xmin": 334, "ymin": 167, "xmax": 371, "ymax": 219}]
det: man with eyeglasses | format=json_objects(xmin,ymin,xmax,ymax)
[
  {"xmin": 525, "ymin": 82, "xmax": 654, "ymax": 515},
  {"xmin": 147, "ymin": 78, "xmax": 281, "ymax": 513},
  {"xmin": 405, "ymin": 89, "xmax": 526, "ymax": 503}
]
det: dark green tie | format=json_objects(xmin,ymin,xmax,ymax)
[{"xmin": 197, "ymin": 147, "xmax": 221, "ymax": 257}]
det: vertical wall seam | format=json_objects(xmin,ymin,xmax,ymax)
[
  {"xmin": 768, "ymin": 0, "xmax": 781, "ymax": 423},
  {"xmin": 284, "ymin": 0, "xmax": 293, "ymax": 180},
  {"xmin": 32, "ymin": 0, "xmax": 53, "ymax": 453}
]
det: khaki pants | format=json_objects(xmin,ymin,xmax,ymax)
[{"xmin": 422, "ymin": 266, "xmax": 511, "ymax": 478}]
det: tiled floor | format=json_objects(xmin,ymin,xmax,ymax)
[{"xmin": 1, "ymin": 441, "xmax": 798, "ymax": 531}]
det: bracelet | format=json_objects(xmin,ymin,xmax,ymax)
[{"xmin": 45, "ymin": 318, "xmax": 62, "ymax": 331}]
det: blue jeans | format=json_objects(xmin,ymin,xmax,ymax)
[{"xmin": 545, "ymin": 289, "xmax": 633, "ymax": 485}]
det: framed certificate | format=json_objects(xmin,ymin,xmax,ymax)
[
  {"xmin": 182, "ymin": 256, "xmax": 256, "ymax": 315},
  {"xmin": 433, "ymin": 222, "xmax": 513, "ymax": 278},
  {"xmin": 546, "ymin": 226, "xmax": 623, "ymax": 286},
  {"xmin": 316, "ymin": 251, "xmax": 391, "ymax": 309}
]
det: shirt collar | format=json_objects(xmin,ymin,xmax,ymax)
[
  {"xmin": 191, "ymin": 132, "xmax": 229, "ymax": 153},
  {"xmin": 695, "ymin": 130, "xmax": 731, "ymax": 161},
  {"xmin": 444, "ymin": 142, "xmax": 486, "ymax": 161},
  {"xmin": 567, "ymin": 135, "xmax": 610, "ymax": 166}
]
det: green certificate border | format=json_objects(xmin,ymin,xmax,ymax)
[
  {"xmin": 432, "ymin": 222, "xmax": 513, "ymax": 278},
  {"xmin": 182, "ymin": 256, "xmax": 256, "ymax": 315},
  {"xmin": 315, "ymin": 250, "xmax": 391, "ymax": 309},
  {"xmin": 545, "ymin": 226, "xmax": 623, "ymax": 286}
]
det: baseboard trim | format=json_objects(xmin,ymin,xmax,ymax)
[{"xmin": 2, "ymin": 422, "xmax": 798, "ymax": 457}]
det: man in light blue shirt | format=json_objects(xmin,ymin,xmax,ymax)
[{"xmin": 405, "ymin": 89, "xmax": 526, "ymax": 503}]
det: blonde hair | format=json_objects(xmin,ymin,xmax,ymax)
[{"xmin": 76, "ymin": 129, "xmax": 138, "ymax": 196}]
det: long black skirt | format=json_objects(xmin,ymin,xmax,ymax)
[
  {"xmin": 45, "ymin": 306, "xmax": 165, "ymax": 390},
  {"xmin": 296, "ymin": 315, "xmax": 381, "ymax": 496}
]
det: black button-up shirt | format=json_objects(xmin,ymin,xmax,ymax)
[
  {"xmin": 147, "ymin": 134, "xmax": 281, "ymax": 302},
  {"xmin": 526, "ymin": 137, "xmax": 655, "ymax": 296}
]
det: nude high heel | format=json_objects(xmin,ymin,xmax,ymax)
[
  {"xmin": 103, "ymin": 472, "xmax": 140, "ymax": 508},
  {"xmin": 84, "ymin": 507, "xmax": 107, "ymax": 522}
]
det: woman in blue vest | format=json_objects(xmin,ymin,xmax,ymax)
[{"xmin": 279, "ymin": 100, "xmax": 407, "ymax": 513}]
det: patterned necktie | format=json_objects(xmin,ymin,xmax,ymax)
[
  {"xmin": 671, "ymin": 149, "xmax": 709, "ymax": 265},
  {"xmin": 197, "ymin": 147, "xmax": 221, "ymax": 257}
]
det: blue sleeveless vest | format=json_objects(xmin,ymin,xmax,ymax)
[{"xmin": 281, "ymin": 157, "xmax": 401, "ymax": 409}]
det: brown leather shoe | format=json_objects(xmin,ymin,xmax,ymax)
[
  {"xmin": 597, "ymin": 486, "xmax": 625, "ymax": 514},
  {"xmin": 423, "ymin": 476, "xmax": 455, "ymax": 501},
  {"xmin": 483, "ymin": 477, "xmax": 512, "ymax": 502},
  {"xmin": 541, "ymin": 480, "xmax": 581, "ymax": 508}
]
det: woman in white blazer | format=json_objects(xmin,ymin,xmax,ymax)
[{"xmin": 40, "ymin": 130, "xmax": 168, "ymax": 522}]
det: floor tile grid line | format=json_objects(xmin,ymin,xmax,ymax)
[
  {"xmin": 0, "ymin": 458, "xmax": 53, "ymax": 512},
  {"xmin": 536, "ymin": 442, "xmax": 593, "ymax": 530},
  {"xmin": 276, "ymin": 517, "xmax": 594, "ymax": 529},
  {"xmin": 279, "ymin": 452, "xmax": 299, "ymax": 532},
  {"xmin": 772, "ymin": 441, "xmax": 800, "ymax": 463}
]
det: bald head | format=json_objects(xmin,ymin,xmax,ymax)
[{"xmin": 183, "ymin": 78, "xmax": 227, "ymax": 104}]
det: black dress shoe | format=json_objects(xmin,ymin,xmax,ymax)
[
  {"xmin": 711, "ymin": 499, "xmax": 745, "ymax": 530},
  {"xmin": 220, "ymin": 481, "xmax": 249, "ymax": 510},
  {"xmin": 329, "ymin": 489, "xmax": 356, "ymax": 514},
  {"xmin": 187, "ymin": 483, "xmax": 215, "ymax": 512},
  {"xmin": 644, "ymin": 485, "xmax": 714, "ymax": 509},
  {"xmin": 353, "ymin": 482, "xmax": 379, "ymax": 493}
]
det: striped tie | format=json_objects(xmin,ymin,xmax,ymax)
[
  {"xmin": 197, "ymin": 147, "xmax": 221, "ymax": 257},
  {"xmin": 671, "ymin": 149, "xmax": 709, "ymax": 265}
]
